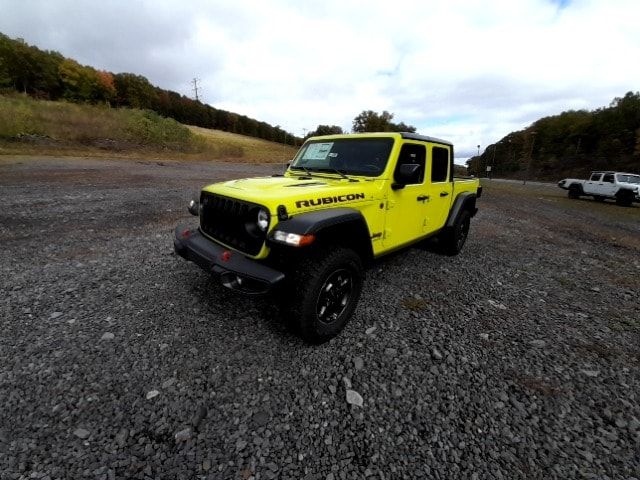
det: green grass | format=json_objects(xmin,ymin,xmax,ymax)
[
  {"xmin": 0, "ymin": 94, "xmax": 198, "ymax": 151},
  {"xmin": 188, "ymin": 125, "xmax": 298, "ymax": 163},
  {"xmin": 0, "ymin": 95, "xmax": 298, "ymax": 162}
]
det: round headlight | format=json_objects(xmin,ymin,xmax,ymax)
[
  {"xmin": 188, "ymin": 199, "xmax": 199, "ymax": 216},
  {"xmin": 257, "ymin": 209, "xmax": 269, "ymax": 231}
]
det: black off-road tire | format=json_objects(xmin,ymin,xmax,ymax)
[
  {"xmin": 283, "ymin": 247, "xmax": 363, "ymax": 344},
  {"xmin": 568, "ymin": 185, "xmax": 581, "ymax": 199},
  {"xmin": 440, "ymin": 209, "xmax": 471, "ymax": 256}
]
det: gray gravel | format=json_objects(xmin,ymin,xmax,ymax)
[{"xmin": 1, "ymin": 156, "xmax": 639, "ymax": 479}]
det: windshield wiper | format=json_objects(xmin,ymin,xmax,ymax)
[
  {"xmin": 314, "ymin": 168, "xmax": 359, "ymax": 182},
  {"xmin": 289, "ymin": 165, "xmax": 314, "ymax": 178}
]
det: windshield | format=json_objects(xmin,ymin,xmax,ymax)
[
  {"xmin": 617, "ymin": 174, "xmax": 640, "ymax": 184},
  {"xmin": 290, "ymin": 137, "xmax": 394, "ymax": 177}
]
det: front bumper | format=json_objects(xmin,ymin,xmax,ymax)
[{"xmin": 173, "ymin": 224, "xmax": 285, "ymax": 294}]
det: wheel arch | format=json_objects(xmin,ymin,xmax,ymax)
[
  {"xmin": 569, "ymin": 183, "xmax": 584, "ymax": 194},
  {"xmin": 445, "ymin": 192, "xmax": 477, "ymax": 228},
  {"xmin": 269, "ymin": 207, "xmax": 374, "ymax": 262}
]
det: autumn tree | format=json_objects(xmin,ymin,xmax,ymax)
[
  {"xmin": 96, "ymin": 70, "xmax": 116, "ymax": 104},
  {"xmin": 352, "ymin": 110, "xmax": 416, "ymax": 133},
  {"xmin": 58, "ymin": 59, "xmax": 98, "ymax": 101},
  {"xmin": 307, "ymin": 125, "xmax": 343, "ymax": 137},
  {"xmin": 113, "ymin": 73, "xmax": 157, "ymax": 109}
]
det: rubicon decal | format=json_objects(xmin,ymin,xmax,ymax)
[{"xmin": 296, "ymin": 193, "xmax": 365, "ymax": 208}]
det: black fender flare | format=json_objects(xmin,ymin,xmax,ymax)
[
  {"xmin": 445, "ymin": 192, "xmax": 477, "ymax": 228},
  {"xmin": 269, "ymin": 208, "xmax": 373, "ymax": 261},
  {"xmin": 616, "ymin": 188, "xmax": 635, "ymax": 198},
  {"xmin": 569, "ymin": 183, "xmax": 584, "ymax": 194}
]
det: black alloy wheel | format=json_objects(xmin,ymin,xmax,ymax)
[{"xmin": 316, "ymin": 268, "xmax": 353, "ymax": 324}]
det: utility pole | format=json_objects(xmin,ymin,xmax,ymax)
[
  {"xmin": 489, "ymin": 143, "xmax": 498, "ymax": 180},
  {"xmin": 191, "ymin": 78, "xmax": 200, "ymax": 101},
  {"xmin": 523, "ymin": 132, "xmax": 537, "ymax": 185}
]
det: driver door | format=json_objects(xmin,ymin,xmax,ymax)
[{"xmin": 383, "ymin": 142, "xmax": 429, "ymax": 249}]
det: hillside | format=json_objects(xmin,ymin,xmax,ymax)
[
  {"xmin": 0, "ymin": 32, "xmax": 300, "ymax": 145},
  {"xmin": 0, "ymin": 94, "xmax": 298, "ymax": 162},
  {"xmin": 467, "ymin": 91, "xmax": 640, "ymax": 180}
]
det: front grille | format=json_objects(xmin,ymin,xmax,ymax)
[{"xmin": 199, "ymin": 192, "xmax": 266, "ymax": 256}]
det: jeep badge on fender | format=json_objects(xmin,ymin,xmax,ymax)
[{"xmin": 174, "ymin": 132, "xmax": 482, "ymax": 343}]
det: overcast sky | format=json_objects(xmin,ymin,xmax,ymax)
[{"xmin": 2, "ymin": 0, "xmax": 639, "ymax": 162}]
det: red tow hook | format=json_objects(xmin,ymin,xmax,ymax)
[
  {"xmin": 181, "ymin": 228, "xmax": 191, "ymax": 239},
  {"xmin": 221, "ymin": 250, "xmax": 232, "ymax": 262}
]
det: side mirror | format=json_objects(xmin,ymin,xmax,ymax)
[{"xmin": 392, "ymin": 163, "xmax": 421, "ymax": 189}]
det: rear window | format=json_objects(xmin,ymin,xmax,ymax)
[
  {"xmin": 431, "ymin": 146, "xmax": 450, "ymax": 183},
  {"xmin": 617, "ymin": 174, "xmax": 640, "ymax": 184},
  {"xmin": 590, "ymin": 173, "xmax": 602, "ymax": 181}
]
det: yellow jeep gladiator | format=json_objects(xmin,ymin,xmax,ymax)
[{"xmin": 174, "ymin": 132, "xmax": 482, "ymax": 342}]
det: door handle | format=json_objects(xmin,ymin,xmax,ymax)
[
  {"xmin": 440, "ymin": 192, "xmax": 449, "ymax": 197},
  {"xmin": 416, "ymin": 195, "xmax": 429, "ymax": 202}
]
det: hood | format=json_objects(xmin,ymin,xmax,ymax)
[
  {"xmin": 619, "ymin": 181, "xmax": 640, "ymax": 190},
  {"xmin": 203, "ymin": 175, "xmax": 377, "ymax": 213}
]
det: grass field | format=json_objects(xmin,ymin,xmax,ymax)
[
  {"xmin": 0, "ymin": 95, "xmax": 297, "ymax": 162},
  {"xmin": 188, "ymin": 125, "xmax": 297, "ymax": 163}
]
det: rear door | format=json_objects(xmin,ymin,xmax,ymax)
[
  {"xmin": 584, "ymin": 172, "xmax": 602, "ymax": 195},
  {"xmin": 601, "ymin": 173, "xmax": 616, "ymax": 196},
  {"xmin": 423, "ymin": 144, "xmax": 453, "ymax": 233}
]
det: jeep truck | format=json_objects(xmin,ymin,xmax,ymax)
[
  {"xmin": 558, "ymin": 171, "xmax": 640, "ymax": 206},
  {"xmin": 174, "ymin": 132, "xmax": 482, "ymax": 343}
]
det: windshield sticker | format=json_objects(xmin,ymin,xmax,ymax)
[{"xmin": 303, "ymin": 142, "xmax": 333, "ymax": 161}]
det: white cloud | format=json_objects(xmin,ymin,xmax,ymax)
[{"xmin": 1, "ymin": 0, "xmax": 639, "ymax": 163}]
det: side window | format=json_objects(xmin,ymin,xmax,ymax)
[
  {"xmin": 394, "ymin": 143, "xmax": 426, "ymax": 185},
  {"xmin": 431, "ymin": 146, "xmax": 450, "ymax": 183},
  {"xmin": 590, "ymin": 173, "xmax": 602, "ymax": 181},
  {"xmin": 602, "ymin": 173, "xmax": 614, "ymax": 183}
]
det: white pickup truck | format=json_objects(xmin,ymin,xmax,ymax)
[{"xmin": 558, "ymin": 171, "xmax": 640, "ymax": 207}]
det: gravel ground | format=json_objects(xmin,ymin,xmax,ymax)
[{"xmin": 1, "ymin": 156, "xmax": 639, "ymax": 480}]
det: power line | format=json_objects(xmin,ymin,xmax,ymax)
[{"xmin": 191, "ymin": 78, "xmax": 200, "ymax": 101}]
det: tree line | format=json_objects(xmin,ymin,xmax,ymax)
[
  {"xmin": 0, "ymin": 33, "xmax": 298, "ymax": 145},
  {"xmin": 0, "ymin": 32, "xmax": 418, "ymax": 146},
  {"xmin": 467, "ymin": 92, "xmax": 640, "ymax": 179}
]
